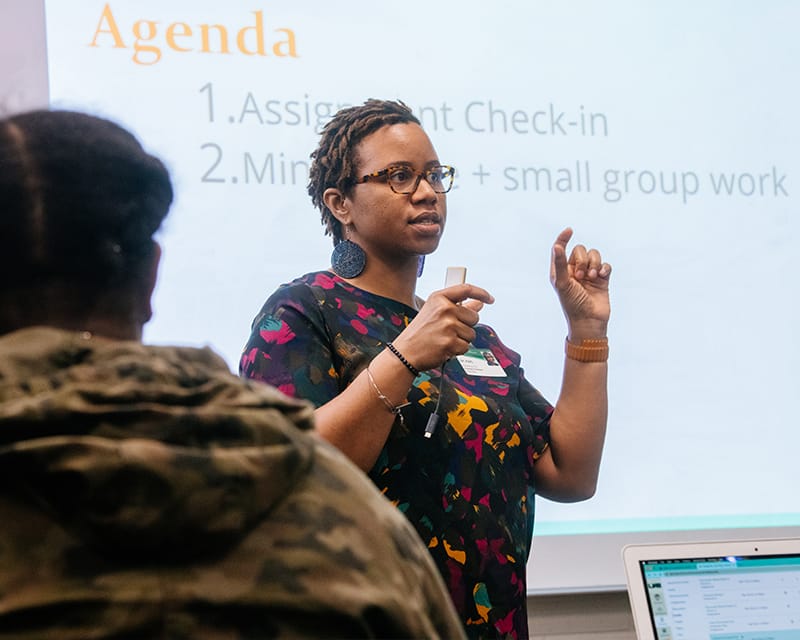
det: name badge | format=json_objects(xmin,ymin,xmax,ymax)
[{"xmin": 455, "ymin": 347, "xmax": 507, "ymax": 377}]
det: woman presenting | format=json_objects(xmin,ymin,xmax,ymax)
[{"xmin": 241, "ymin": 99, "xmax": 611, "ymax": 640}]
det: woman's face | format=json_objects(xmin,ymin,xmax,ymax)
[{"xmin": 343, "ymin": 123, "xmax": 447, "ymax": 266}]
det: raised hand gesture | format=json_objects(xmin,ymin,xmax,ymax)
[{"xmin": 549, "ymin": 227, "xmax": 611, "ymax": 338}]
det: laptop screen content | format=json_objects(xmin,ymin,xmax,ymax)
[{"xmin": 640, "ymin": 554, "xmax": 800, "ymax": 640}]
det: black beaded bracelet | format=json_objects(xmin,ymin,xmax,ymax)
[{"xmin": 386, "ymin": 342, "xmax": 421, "ymax": 377}]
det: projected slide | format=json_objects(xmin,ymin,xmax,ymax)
[{"xmin": 38, "ymin": 0, "xmax": 800, "ymax": 591}]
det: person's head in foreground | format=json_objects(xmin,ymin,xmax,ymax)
[
  {"xmin": 0, "ymin": 109, "xmax": 465, "ymax": 639},
  {"xmin": 0, "ymin": 109, "xmax": 170, "ymax": 339}
]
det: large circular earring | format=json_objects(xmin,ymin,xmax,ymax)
[{"xmin": 331, "ymin": 227, "xmax": 366, "ymax": 278}]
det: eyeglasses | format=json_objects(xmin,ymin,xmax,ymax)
[{"xmin": 355, "ymin": 165, "xmax": 455, "ymax": 194}]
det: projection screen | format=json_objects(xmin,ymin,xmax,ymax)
[{"xmin": 5, "ymin": 0, "xmax": 799, "ymax": 593}]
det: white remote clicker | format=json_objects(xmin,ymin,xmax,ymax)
[{"xmin": 444, "ymin": 266, "xmax": 467, "ymax": 287}]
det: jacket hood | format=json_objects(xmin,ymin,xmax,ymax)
[{"xmin": 0, "ymin": 327, "xmax": 316, "ymax": 562}]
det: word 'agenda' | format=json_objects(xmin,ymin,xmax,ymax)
[{"xmin": 89, "ymin": 4, "xmax": 299, "ymax": 65}]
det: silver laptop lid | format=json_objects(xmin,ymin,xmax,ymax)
[{"xmin": 622, "ymin": 538, "xmax": 800, "ymax": 640}]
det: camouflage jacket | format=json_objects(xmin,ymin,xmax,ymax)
[{"xmin": 0, "ymin": 327, "xmax": 465, "ymax": 640}]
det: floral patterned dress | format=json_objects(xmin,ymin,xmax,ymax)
[{"xmin": 241, "ymin": 271, "xmax": 553, "ymax": 640}]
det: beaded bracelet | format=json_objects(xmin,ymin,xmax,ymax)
[
  {"xmin": 366, "ymin": 366, "xmax": 411, "ymax": 427},
  {"xmin": 386, "ymin": 342, "xmax": 421, "ymax": 377}
]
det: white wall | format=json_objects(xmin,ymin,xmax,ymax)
[
  {"xmin": 0, "ymin": 0, "xmax": 47, "ymax": 114},
  {"xmin": 529, "ymin": 593, "xmax": 636, "ymax": 640}
]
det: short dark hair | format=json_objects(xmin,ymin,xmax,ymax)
[
  {"xmin": 307, "ymin": 99, "xmax": 420, "ymax": 244},
  {"xmin": 0, "ymin": 110, "xmax": 173, "ymax": 291}
]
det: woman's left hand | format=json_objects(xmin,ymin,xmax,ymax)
[
  {"xmin": 535, "ymin": 227, "xmax": 612, "ymax": 502},
  {"xmin": 550, "ymin": 227, "xmax": 612, "ymax": 337}
]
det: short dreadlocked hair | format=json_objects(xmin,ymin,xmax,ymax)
[{"xmin": 308, "ymin": 99, "xmax": 421, "ymax": 244}]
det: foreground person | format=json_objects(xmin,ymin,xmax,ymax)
[{"xmin": 0, "ymin": 109, "xmax": 465, "ymax": 640}]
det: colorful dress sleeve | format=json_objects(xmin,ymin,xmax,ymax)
[{"xmin": 240, "ymin": 275, "xmax": 340, "ymax": 407}]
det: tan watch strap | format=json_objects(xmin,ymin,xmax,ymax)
[{"xmin": 565, "ymin": 337, "xmax": 609, "ymax": 362}]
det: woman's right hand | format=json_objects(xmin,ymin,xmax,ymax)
[{"xmin": 391, "ymin": 283, "xmax": 494, "ymax": 371}]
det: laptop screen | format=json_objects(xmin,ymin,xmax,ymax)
[{"xmin": 623, "ymin": 540, "xmax": 800, "ymax": 640}]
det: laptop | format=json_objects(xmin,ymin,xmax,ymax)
[{"xmin": 622, "ymin": 538, "xmax": 800, "ymax": 640}]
